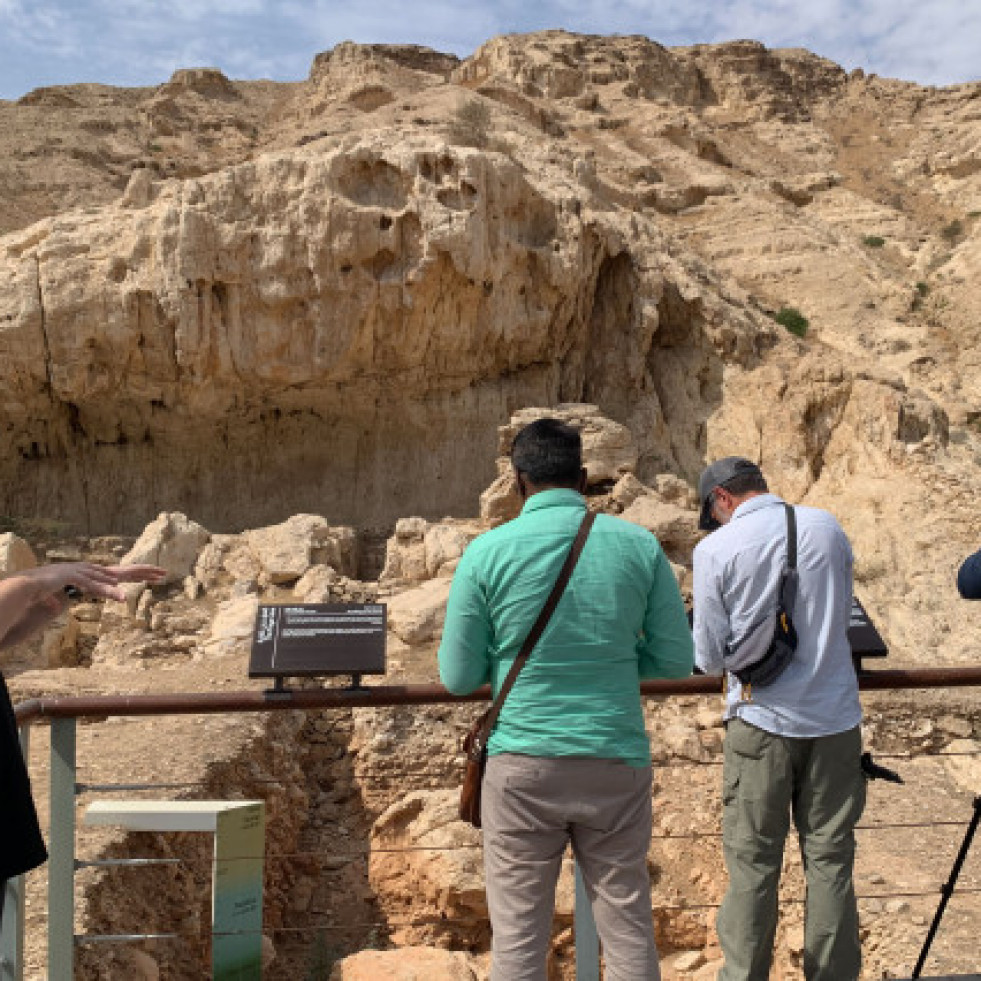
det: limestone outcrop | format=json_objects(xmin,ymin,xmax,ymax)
[
  {"xmin": 0, "ymin": 38, "xmax": 783, "ymax": 535},
  {"xmin": 368, "ymin": 790, "xmax": 487, "ymax": 946},
  {"xmin": 2, "ymin": 28, "xmax": 977, "ymax": 600}
]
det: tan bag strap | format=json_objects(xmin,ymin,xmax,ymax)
[{"xmin": 478, "ymin": 509, "xmax": 596, "ymax": 742}]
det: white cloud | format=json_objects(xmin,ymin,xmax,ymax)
[
  {"xmin": 668, "ymin": 0, "xmax": 980, "ymax": 83},
  {"xmin": 106, "ymin": 0, "xmax": 268, "ymax": 20},
  {"xmin": 0, "ymin": 1, "xmax": 84, "ymax": 60}
]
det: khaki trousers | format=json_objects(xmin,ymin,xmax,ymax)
[
  {"xmin": 717, "ymin": 720, "xmax": 866, "ymax": 981},
  {"xmin": 482, "ymin": 753, "xmax": 660, "ymax": 981}
]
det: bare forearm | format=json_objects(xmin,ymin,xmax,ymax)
[
  {"xmin": 0, "ymin": 594, "xmax": 65, "ymax": 649},
  {"xmin": 0, "ymin": 574, "xmax": 54, "ymax": 646}
]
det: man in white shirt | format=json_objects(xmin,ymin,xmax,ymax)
[{"xmin": 693, "ymin": 457, "xmax": 865, "ymax": 981}]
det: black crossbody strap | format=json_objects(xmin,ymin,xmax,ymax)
[
  {"xmin": 785, "ymin": 503, "xmax": 797, "ymax": 569},
  {"xmin": 480, "ymin": 510, "xmax": 596, "ymax": 739},
  {"xmin": 781, "ymin": 503, "xmax": 798, "ymax": 611}
]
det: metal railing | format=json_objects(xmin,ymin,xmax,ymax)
[{"xmin": 4, "ymin": 666, "xmax": 981, "ymax": 980}]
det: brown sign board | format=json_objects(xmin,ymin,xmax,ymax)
[{"xmin": 248, "ymin": 603, "xmax": 386, "ymax": 679}]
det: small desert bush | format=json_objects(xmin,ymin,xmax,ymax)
[
  {"xmin": 775, "ymin": 306, "xmax": 809, "ymax": 338},
  {"xmin": 862, "ymin": 235, "xmax": 885, "ymax": 248},
  {"xmin": 447, "ymin": 99, "xmax": 492, "ymax": 148}
]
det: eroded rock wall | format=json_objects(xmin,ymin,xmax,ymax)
[{"xmin": 0, "ymin": 133, "xmax": 770, "ymax": 533}]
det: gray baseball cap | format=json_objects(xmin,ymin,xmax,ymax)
[{"xmin": 697, "ymin": 457, "xmax": 764, "ymax": 531}]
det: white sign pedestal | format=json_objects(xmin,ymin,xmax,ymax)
[{"xmin": 84, "ymin": 800, "xmax": 265, "ymax": 979}]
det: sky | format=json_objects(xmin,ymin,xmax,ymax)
[{"xmin": 1, "ymin": 0, "xmax": 978, "ymax": 101}]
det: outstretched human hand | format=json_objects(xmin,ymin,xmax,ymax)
[
  {"xmin": 0, "ymin": 562, "xmax": 168, "ymax": 650},
  {"xmin": 31, "ymin": 562, "xmax": 168, "ymax": 603}
]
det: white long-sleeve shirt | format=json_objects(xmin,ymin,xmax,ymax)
[{"xmin": 693, "ymin": 493, "xmax": 861, "ymax": 737}]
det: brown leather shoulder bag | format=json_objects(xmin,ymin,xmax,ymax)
[{"xmin": 459, "ymin": 510, "xmax": 596, "ymax": 828}]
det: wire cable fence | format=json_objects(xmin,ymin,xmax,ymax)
[
  {"xmin": 73, "ymin": 815, "xmax": 981, "ymax": 864},
  {"xmin": 67, "ymin": 880, "xmax": 981, "ymax": 945},
  {"xmin": 69, "ymin": 747, "xmax": 981, "ymax": 793},
  {"xmin": 65, "ymin": 743, "xmax": 981, "ymax": 975},
  {"xmin": 8, "ymin": 671, "xmax": 981, "ymax": 980}
]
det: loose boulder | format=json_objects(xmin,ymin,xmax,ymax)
[
  {"xmin": 480, "ymin": 404, "xmax": 640, "ymax": 526},
  {"xmin": 0, "ymin": 532, "xmax": 37, "ymax": 573},
  {"xmin": 386, "ymin": 578, "xmax": 452, "ymax": 645},
  {"xmin": 381, "ymin": 518, "xmax": 480, "ymax": 583},
  {"xmin": 245, "ymin": 515, "xmax": 357, "ymax": 584},
  {"xmin": 201, "ymin": 594, "xmax": 259, "ymax": 657},
  {"xmin": 501, "ymin": 404, "xmax": 639, "ymax": 483},
  {"xmin": 328, "ymin": 947, "xmax": 481, "ymax": 980},
  {"xmin": 619, "ymin": 495, "xmax": 700, "ymax": 558},
  {"xmin": 122, "ymin": 512, "xmax": 211, "ymax": 585}
]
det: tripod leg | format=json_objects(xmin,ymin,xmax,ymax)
[{"xmin": 911, "ymin": 795, "xmax": 981, "ymax": 979}]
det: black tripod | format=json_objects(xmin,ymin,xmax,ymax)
[{"xmin": 910, "ymin": 795, "xmax": 981, "ymax": 979}]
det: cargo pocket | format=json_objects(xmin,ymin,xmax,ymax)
[
  {"xmin": 726, "ymin": 719, "xmax": 771, "ymax": 762},
  {"xmin": 721, "ymin": 763, "xmax": 741, "ymax": 843},
  {"xmin": 722, "ymin": 765, "xmax": 740, "ymax": 807},
  {"xmin": 721, "ymin": 722, "xmax": 781, "ymax": 848}
]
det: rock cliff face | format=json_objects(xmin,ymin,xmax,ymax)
[
  {"xmin": 0, "ymin": 131, "xmax": 764, "ymax": 532},
  {"xmin": 16, "ymin": 30, "xmax": 979, "ymax": 536}
]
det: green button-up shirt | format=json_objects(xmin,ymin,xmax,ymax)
[{"xmin": 438, "ymin": 488, "xmax": 694, "ymax": 765}]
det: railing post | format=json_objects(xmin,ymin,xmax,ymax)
[
  {"xmin": 0, "ymin": 725, "xmax": 30, "ymax": 981},
  {"xmin": 48, "ymin": 718, "xmax": 77, "ymax": 981},
  {"xmin": 574, "ymin": 861, "xmax": 600, "ymax": 981}
]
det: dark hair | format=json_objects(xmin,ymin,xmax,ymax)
[
  {"xmin": 722, "ymin": 471, "xmax": 768, "ymax": 496},
  {"xmin": 510, "ymin": 418, "xmax": 583, "ymax": 487}
]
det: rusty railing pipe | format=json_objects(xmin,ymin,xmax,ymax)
[{"xmin": 13, "ymin": 667, "xmax": 981, "ymax": 727}]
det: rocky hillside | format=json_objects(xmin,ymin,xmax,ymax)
[
  {"xmin": 3, "ymin": 31, "xmax": 981, "ymax": 667},
  {"xmin": 3, "ymin": 30, "xmax": 981, "ymax": 981}
]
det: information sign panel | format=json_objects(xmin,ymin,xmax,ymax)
[
  {"xmin": 847, "ymin": 595, "xmax": 888, "ymax": 659},
  {"xmin": 248, "ymin": 603, "xmax": 386, "ymax": 679}
]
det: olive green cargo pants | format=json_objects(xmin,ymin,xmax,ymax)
[{"xmin": 717, "ymin": 719, "xmax": 866, "ymax": 981}]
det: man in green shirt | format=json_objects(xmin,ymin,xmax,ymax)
[{"xmin": 438, "ymin": 418, "xmax": 693, "ymax": 980}]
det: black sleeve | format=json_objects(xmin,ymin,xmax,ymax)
[
  {"xmin": 0, "ymin": 676, "xmax": 47, "ymax": 879},
  {"xmin": 956, "ymin": 549, "xmax": 981, "ymax": 599}
]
